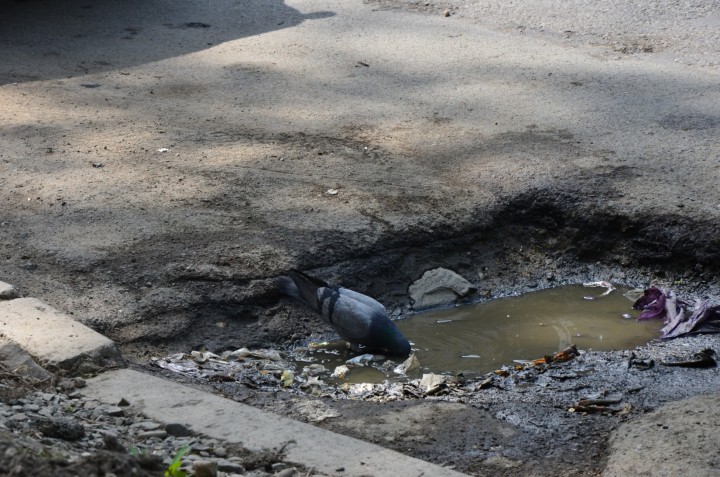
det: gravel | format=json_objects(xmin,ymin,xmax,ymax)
[{"xmin": 0, "ymin": 376, "xmax": 310, "ymax": 477}]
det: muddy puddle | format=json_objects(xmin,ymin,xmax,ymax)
[{"xmin": 397, "ymin": 284, "xmax": 663, "ymax": 376}]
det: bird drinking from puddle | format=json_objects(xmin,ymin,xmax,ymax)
[{"xmin": 277, "ymin": 270, "xmax": 411, "ymax": 357}]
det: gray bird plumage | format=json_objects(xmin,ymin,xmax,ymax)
[{"xmin": 277, "ymin": 270, "xmax": 411, "ymax": 356}]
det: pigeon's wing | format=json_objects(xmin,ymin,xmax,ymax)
[
  {"xmin": 324, "ymin": 293, "xmax": 374, "ymax": 341},
  {"xmin": 277, "ymin": 270, "xmax": 330, "ymax": 315},
  {"xmin": 334, "ymin": 287, "xmax": 386, "ymax": 314}
]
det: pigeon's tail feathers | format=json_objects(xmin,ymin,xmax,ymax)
[
  {"xmin": 289, "ymin": 269, "xmax": 330, "ymax": 289},
  {"xmin": 276, "ymin": 276, "xmax": 303, "ymax": 303},
  {"xmin": 277, "ymin": 270, "xmax": 324, "ymax": 314}
]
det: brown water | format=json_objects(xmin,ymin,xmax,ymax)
[{"xmin": 396, "ymin": 284, "xmax": 663, "ymax": 375}]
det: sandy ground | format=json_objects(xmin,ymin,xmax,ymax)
[{"xmin": 2, "ymin": 0, "xmax": 720, "ymax": 475}]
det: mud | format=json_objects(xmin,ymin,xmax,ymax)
[{"xmin": 2, "ymin": 0, "xmax": 720, "ymax": 475}]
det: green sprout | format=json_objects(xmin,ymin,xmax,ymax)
[{"xmin": 165, "ymin": 445, "xmax": 191, "ymax": 477}]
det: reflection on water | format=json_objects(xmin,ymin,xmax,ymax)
[{"xmin": 396, "ymin": 285, "xmax": 663, "ymax": 376}]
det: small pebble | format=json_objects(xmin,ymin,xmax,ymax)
[
  {"xmin": 217, "ymin": 459, "xmax": 246, "ymax": 473},
  {"xmin": 132, "ymin": 421, "xmax": 162, "ymax": 431},
  {"xmin": 138, "ymin": 430, "xmax": 168, "ymax": 439},
  {"xmin": 105, "ymin": 406, "xmax": 124, "ymax": 417},
  {"xmin": 10, "ymin": 413, "xmax": 28, "ymax": 421},
  {"xmin": 165, "ymin": 422, "xmax": 193, "ymax": 437},
  {"xmin": 192, "ymin": 460, "xmax": 218, "ymax": 477},
  {"xmin": 273, "ymin": 468, "xmax": 297, "ymax": 477}
]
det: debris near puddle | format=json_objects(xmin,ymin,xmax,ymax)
[
  {"xmin": 514, "ymin": 344, "xmax": 580, "ymax": 368},
  {"xmin": 154, "ymin": 341, "xmax": 594, "ymax": 406},
  {"xmin": 627, "ymin": 352, "xmax": 655, "ymax": 370},
  {"xmin": 582, "ymin": 280, "xmax": 616, "ymax": 298},
  {"xmin": 394, "ymin": 353, "xmax": 421, "ymax": 375},
  {"xmin": 632, "ymin": 286, "xmax": 720, "ymax": 339},
  {"xmin": 567, "ymin": 389, "xmax": 633, "ymax": 416},
  {"xmin": 660, "ymin": 348, "xmax": 717, "ymax": 368},
  {"xmin": 331, "ymin": 365, "xmax": 349, "ymax": 379}
]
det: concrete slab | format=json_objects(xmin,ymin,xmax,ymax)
[
  {"xmin": 603, "ymin": 392, "xmax": 720, "ymax": 477},
  {"xmin": 0, "ymin": 281, "xmax": 18, "ymax": 300},
  {"xmin": 0, "ymin": 297, "xmax": 122, "ymax": 371},
  {"xmin": 85, "ymin": 369, "xmax": 467, "ymax": 477}
]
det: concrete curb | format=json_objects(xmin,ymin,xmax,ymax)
[
  {"xmin": 85, "ymin": 368, "xmax": 468, "ymax": 477},
  {"xmin": 0, "ymin": 280, "xmax": 19, "ymax": 300},
  {"xmin": 0, "ymin": 296, "xmax": 123, "ymax": 372}
]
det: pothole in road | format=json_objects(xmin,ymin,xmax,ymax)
[{"xmin": 152, "ymin": 282, "xmax": 665, "ymax": 397}]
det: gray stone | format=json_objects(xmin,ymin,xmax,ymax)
[
  {"xmin": 0, "ymin": 281, "xmax": 18, "ymax": 300},
  {"xmin": 0, "ymin": 338, "xmax": 53, "ymax": 381},
  {"xmin": 212, "ymin": 446, "xmax": 227, "ymax": 457},
  {"xmin": 192, "ymin": 460, "xmax": 218, "ymax": 477},
  {"xmin": 38, "ymin": 417, "xmax": 85, "ymax": 441},
  {"xmin": 165, "ymin": 422, "xmax": 193, "ymax": 437},
  {"xmin": 138, "ymin": 430, "xmax": 168, "ymax": 439},
  {"xmin": 9, "ymin": 412, "xmax": 28, "ymax": 422},
  {"xmin": 217, "ymin": 459, "xmax": 246, "ymax": 473},
  {"xmin": 100, "ymin": 431, "xmax": 127, "ymax": 453},
  {"xmin": 272, "ymin": 468, "xmax": 297, "ymax": 477},
  {"xmin": 408, "ymin": 268, "xmax": 476, "ymax": 309},
  {"xmin": 132, "ymin": 420, "xmax": 162, "ymax": 431},
  {"xmin": 105, "ymin": 406, "xmax": 124, "ymax": 417}
]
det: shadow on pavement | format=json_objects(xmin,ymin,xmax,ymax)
[{"xmin": 0, "ymin": 0, "xmax": 334, "ymax": 84}]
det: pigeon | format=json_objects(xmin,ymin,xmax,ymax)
[{"xmin": 277, "ymin": 270, "xmax": 411, "ymax": 356}]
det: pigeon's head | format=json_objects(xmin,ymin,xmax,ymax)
[
  {"xmin": 372, "ymin": 317, "xmax": 412, "ymax": 357},
  {"xmin": 387, "ymin": 332, "xmax": 412, "ymax": 357}
]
